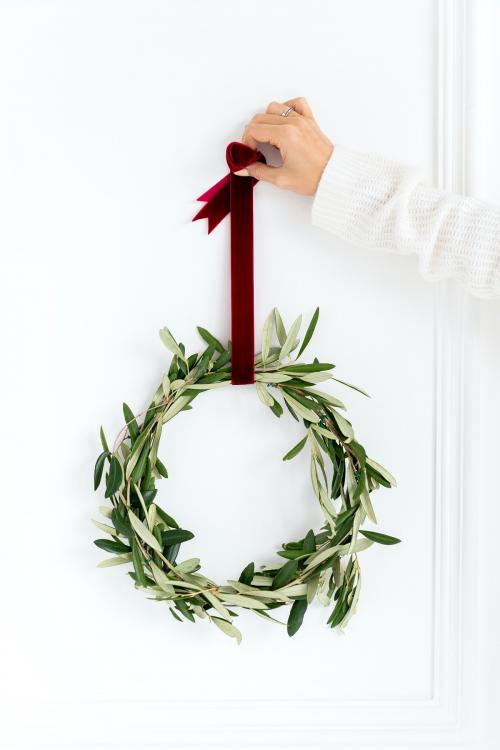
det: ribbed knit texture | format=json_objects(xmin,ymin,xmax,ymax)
[{"xmin": 312, "ymin": 145, "xmax": 500, "ymax": 299}]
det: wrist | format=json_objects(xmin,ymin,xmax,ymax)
[{"xmin": 312, "ymin": 143, "xmax": 334, "ymax": 196}]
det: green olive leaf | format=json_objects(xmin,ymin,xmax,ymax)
[
  {"xmin": 162, "ymin": 529, "xmax": 195, "ymax": 547},
  {"xmin": 132, "ymin": 538, "xmax": 147, "ymax": 587},
  {"xmin": 105, "ymin": 456, "xmax": 123, "ymax": 498},
  {"xmin": 197, "ymin": 326, "xmax": 224, "ymax": 353},
  {"xmin": 122, "ymin": 403, "xmax": 139, "ymax": 440},
  {"xmin": 256, "ymin": 381, "xmax": 274, "ymax": 407},
  {"xmin": 282, "ymin": 435, "xmax": 308, "ymax": 461},
  {"xmin": 287, "ymin": 598, "xmax": 308, "ymax": 637},
  {"xmin": 273, "ymin": 308, "xmax": 287, "ymax": 346},
  {"xmin": 360, "ymin": 530, "xmax": 401, "ymax": 545},
  {"xmin": 297, "ymin": 307, "xmax": 319, "ymax": 358},
  {"xmin": 94, "ymin": 538, "xmax": 131, "ymax": 554},
  {"xmin": 100, "ymin": 426, "xmax": 109, "ymax": 453},
  {"xmin": 94, "ymin": 451, "xmax": 108, "ymax": 491},
  {"xmin": 97, "ymin": 553, "xmax": 132, "ymax": 568},
  {"xmin": 159, "ymin": 327, "xmax": 185, "ymax": 360},
  {"xmin": 238, "ymin": 562, "xmax": 255, "ymax": 586},
  {"xmin": 282, "ymin": 392, "xmax": 320, "ymax": 423},
  {"xmin": 271, "ymin": 559, "xmax": 299, "ymax": 590},
  {"xmin": 279, "ymin": 315, "xmax": 302, "ymax": 360},
  {"xmin": 212, "ymin": 617, "xmax": 242, "ymax": 644},
  {"xmin": 261, "ymin": 311, "xmax": 274, "ymax": 366},
  {"xmin": 128, "ymin": 510, "xmax": 163, "ymax": 553}
]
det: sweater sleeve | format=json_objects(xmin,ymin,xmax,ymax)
[{"xmin": 311, "ymin": 145, "xmax": 500, "ymax": 299}]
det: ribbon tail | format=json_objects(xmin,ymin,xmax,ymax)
[
  {"xmin": 192, "ymin": 174, "xmax": 230, "ymax": 234},
  {"xmin": 229, "ymin": 171, "xmax": 255, "ymax": 385}
]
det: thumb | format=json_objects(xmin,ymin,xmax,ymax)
[{"xmin": 234, "ymin": 162, "xmax": 282, "ymax": 186}]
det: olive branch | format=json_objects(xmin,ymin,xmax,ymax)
[{"xmin": 93, "ymin": 308, "xmax": 399, "ymax": 643}]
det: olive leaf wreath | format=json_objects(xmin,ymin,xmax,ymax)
[{"xmin": 93, "ymin": 308, "xmax": 399, "ymax": 643}]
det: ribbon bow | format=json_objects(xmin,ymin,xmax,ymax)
[{"xmin": 193, "ymin": 142, "xmax": 265, "ymax": 385}]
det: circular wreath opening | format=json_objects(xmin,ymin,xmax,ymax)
[{"xmin": 93, "ymin": 308, "xmax": 399, "ymax": 643}]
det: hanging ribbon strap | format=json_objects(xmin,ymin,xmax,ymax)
[{"xmin": 193, "ymin": 142, "xmax": 265, "ymax": 385}]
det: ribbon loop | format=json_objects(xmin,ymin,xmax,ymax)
[
  {"xmin": 193, "ymin": 142, "xmax": 265, "ymax": 386},
  {"xmin": 225, "ymin": 141, "xmax": 263, "ymax": 173}
]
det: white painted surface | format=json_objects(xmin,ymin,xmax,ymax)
[{"xmin": 0, "ymin": 0, "xmax": 497, "ymax": 747}]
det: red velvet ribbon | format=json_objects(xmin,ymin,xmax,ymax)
[{"xmin": 192, "ymin": 142, "xmax": 265, "ymax": 385}]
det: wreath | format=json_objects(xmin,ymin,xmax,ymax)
[{"xmin": 93, "ymin": 308, "xmax": 399, "ymax": 643}]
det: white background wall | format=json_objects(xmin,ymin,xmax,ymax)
[{"xmin": 0, "ymin": 0, "xmax": 497, "ymax": 748}]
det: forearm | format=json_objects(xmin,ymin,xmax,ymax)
[{"xmin": 312, "ymin": 145, "xmax": 500, "ymax": 299}]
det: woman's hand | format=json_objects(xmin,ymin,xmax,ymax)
[{"xmin": 236, "ymin": 97, "xmax": 334, "ymax": 195}]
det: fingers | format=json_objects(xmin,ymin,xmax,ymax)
[
  {"xmin": 248, "ymin": 113, "xmax": 295, "ymax": 126},
  {"xmin": 241, "ymin": 123, "xmax": 288, "ymax": 150},
  {"xmin": 241, "ymin": 98, "xmax": 316, "ymax": 147},
  {"xmin": 265, "ymin": 97, "xmax": 315, "ymax": 121},
  {"xmin": 242, "ymin": 113, "xmax": 297, "ymax": 147},
  {"xmin": 234, "ymin": 161, "xmax": 284, "ymax": 186},
  {"xmin": 265, "ymin": 100, "xmax": 301, "ymax": 118},
  {"xmin": 283, "ymin": 97, "xmax": 315, "ymax": 120}
]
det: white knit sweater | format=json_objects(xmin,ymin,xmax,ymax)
[{"xmin": 311, "ymin": 145, "xmax": 500, "ymax": 299}]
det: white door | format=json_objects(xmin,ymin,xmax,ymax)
[{"xmin": 0, "ymin": 1, "xmax": 498, "ymax": 747}]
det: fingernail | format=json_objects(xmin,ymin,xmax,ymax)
[{"xmin": 234, "ymin": 168, "xmax": 249, "ymax": 176}]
